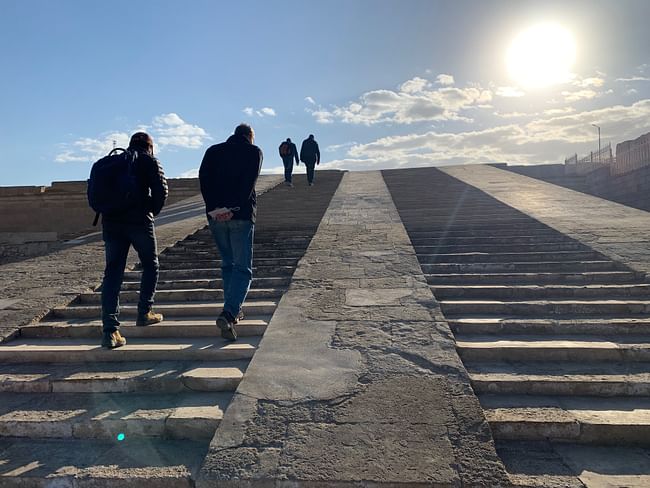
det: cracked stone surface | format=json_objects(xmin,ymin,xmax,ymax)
[
  {"xmin": 0, "ymin": 176, "xmax": 282, "ymax": 344},
  {"xmin": 198, "ymin": 171, "xmax": 509, "ymax": 487}
]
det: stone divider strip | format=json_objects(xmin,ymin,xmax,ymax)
[
  {"xmin": 197, "ymin": 171, "xmax": 508, "ymax": 487},
  {"xmin": 0, "ymin": 176, "xmax": 282, "ymax": 343}
]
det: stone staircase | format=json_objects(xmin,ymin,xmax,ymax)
[
  {"xmin": 383, "ymin": 167, "xmax": 650, "ymax": 487},
  {"xmin": 0, "ymin": 172, "xmax": 342, "ymax": 486}
]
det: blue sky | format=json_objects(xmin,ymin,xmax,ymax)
[{"xmin": 1, "ymin": 0, "xmax": 649, "ymax": 186}]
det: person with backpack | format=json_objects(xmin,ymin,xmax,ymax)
[
  {"xmin": 299, "ymin": 134, "xmax": 321, "ymax": 186},
  {"xmin": 278, "ymin": 138, "xmax": 299, "ymax": 187},
  {"xmin": 199, "ymin": 123, "xmax": 263, "ymax": 341},
  {"xmin": 88, "ymin": 132, "xmax": 168, "ymax": 349}
]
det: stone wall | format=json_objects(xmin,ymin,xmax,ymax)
[{"xmin": 0, "ymin": 178, "xmax": 201, "ymax": 239}]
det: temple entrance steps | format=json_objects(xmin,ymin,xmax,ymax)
[
  {"xmin": 0, "ymin": 172, "xmax": 343, "ymax": 486},
  {"xmin": 383, "ymin": 167, "xmax": 650, "ymax": 487}
]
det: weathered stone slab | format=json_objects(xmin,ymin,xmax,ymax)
[{"xmin": 197, "ymin": 171, "xmax": 508, "ymax": 487}]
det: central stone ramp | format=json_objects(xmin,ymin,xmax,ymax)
[
  {"xmin": 197, "ymin": 171, "xmax": 509, "ymax": 487},
  {"xmin": 383, "ymin": 166, "xmax": 650, "ymax": 488},
  {"xmin": 0, "ymin": 172, "xmax": 342, "ymax": 487}
]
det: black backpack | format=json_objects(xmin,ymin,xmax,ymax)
[
  {"xmin": 279, "ymin": 142, "xmax": 291, "ymax": 157},
  {"xmin": 87, "ymin": 148, "xmax": 140, "ymax": 225}
]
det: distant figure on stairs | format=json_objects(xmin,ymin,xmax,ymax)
[
  {"xmin": 89, "ymin": 132, "xmax": 169, "ymax": 349},
  {"xmin": 199, "ymin": 123, "xmax": 263, "ymax": 341},
  {"xmin": 278, "ymin": 137, "xmax": 299, "ymax": 187},
  {"xmin": 299, "ymin": 134, "xmax": 321, "ymax": 186}
]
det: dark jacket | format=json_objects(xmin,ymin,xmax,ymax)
[
  {"xmin": 279, "ymin": 141, "xmax": 299, "ymax": 164},
  {"xmin": 102, "ymin": 150, "xmax": 168, "ymax": 224},
  {"xmin": 199, "ymin": 134, "xmax": 263, "ymax": 223},
  {"xmin": 300, "ymin": 137, "xmax": 320, "ymax": 165}
]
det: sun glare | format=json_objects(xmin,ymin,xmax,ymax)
[{"xmin": 507, "ymin": 23, "xmax": 576, "ymax": 89}]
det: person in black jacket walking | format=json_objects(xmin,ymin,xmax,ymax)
[
  {"xmin": 100, "ymin": 132, "xmax": 168, "ymax": 349},
  {"xmin": 199, "ymin": 123, "xmax": 263, "ymax": 341},
  {"xmin": 278, "ymin": 138, "xmax": 299, "ymax": 187},
  {"xmin": 299, "ymin": 134, "xmax": 321, "ymax": 186}
]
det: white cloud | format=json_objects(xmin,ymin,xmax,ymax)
[
  {"xmin": 436, "ymin": 74, "xmax": 455, "ymax": 86},
  {"xmin": 326, "ymin": 141, "xmax": 358, "ymax": 152},
  {"xmin": 496, "ymin": 86, "xmax": 525, "ymax": 97},
  {"xmin": 616, "ymin": 76, "xmax": 650, "ymax": 82},
  {"xmin": 573, "ymin": 76, "xmax": 605, "ymax": 88},
  {"xmin": 56, "ymin": 114, "xmax": 209, "ymax": 163},
  {"xmin": 321, "ymin": 98, "xmax": 650, "ymax": 171},
  {"xmin": 310, "ymin": 75, "xmax": 492, "ymax": 125},
  {"xmin": 260, "ymin": 107, "xmax": 276, "ymax": 116},
  {"xmin": 243, "ymin": 107, "xmax": 254, "ymax": 116},
  {"xmin": 305, "ymin": 96, "xmax": 316, "ymax": 105},
  {"xmin": 243, "ymin": 106, "xmax": 277, "ymax": 117},
  {"xmin": 561, "ymin": 89, "xmax": 600, "ymax": 102},
  {"xmin": 179, "ymin": 168, "xmax": 199, "ymax": 178}
]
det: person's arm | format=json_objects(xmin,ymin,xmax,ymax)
[
  {"xmin": 315, "ymin": 142, "xmax": 321, "ymax": 164},
  {"xmin": 149, "ymin": 157, "xmax": 168, "ymax": 216},
  {"xmin": 199, "ymin": 148, "xmax": 220, "ymax": 213},
  {"xmin": 293, "ymin": 143, "xmax": 299, "ymax": 165},
  {"xmin": 236, "ymin": 148, "xmax": 263, "ymax": 212}
]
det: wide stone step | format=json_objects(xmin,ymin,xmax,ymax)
[
  {"xmin": 0, "ymin": 391, "xmax": 231, "ymax": 440},
  {"xmin": 455, "ymin": 335, "xmax": 650, "ymax": 362},
  {"xmin": 481, "ymin": 394, "xmax": 650, "ymax": 445},
  {"xmin": 0, "ymin": 337, "xmax": 259, "ymax": 363},
  {"xmin": 495, "ymin": 440, "xmax": 650, "ymax": 488},
  {"xmin": 119, "ymin": 276, "xmax": 292, "ymax": 291},
  {"xmin": 440, "ymin": 299, "xmax": 650, "ymax": 316},
  {"xmin": 410, "ymin": 235, "xmax": 576, "ymax": 246},
  {"xmin": 433, "ymin": 284, "xmax": 650, "ymax": 300},
  {"xmin": 467, "ymin": 361, "xmax": 650, "ymax": 396},
  {"xmin": 403, "ymin": 228, "xmax": 562, "ymax": 238},
  {"xmin": 161, "ymin": 248, "xmax": 304, "ymax": 259},
  {"xmin": 25, "ymin": 316, "xmax": 270, "ymax": 338},
  {"xmin": 0, "ymin": 437, "xmax": 204, "ymax": 487},
  {"xmin": 426, "ymin": 271, "xmax": 644, "ymax": 285},
  {"xmin": 154, "ymin": 256, "xmax": 300, "ymax": 270},
  {"xmin": 0, "ymin": 360, "xmax": 247, "ymax": 393},
  {"xmin": 51, "ymin": 300, "xmax": 279, "ymax": 319},
  {"xmin": 418, "ymin": 250, "xmax": 601, "ymax": 264},
  {"xmin": 76, "ymin": 288, "xmax": 285, "ymax": 304},
  {"xmin": 448, "ymin": 317, "xmax": 650, "ymax": 336},
  {"xmin": 421, "ymin": 260, "xmax": 624, "ymax": 274},
  {"xmin": 413, "ymin": 242, "xmax": 586, "ymax": 254},
  {"xmin": 124, "ymin": 266, "xmax": 295, "ymax": 280}
]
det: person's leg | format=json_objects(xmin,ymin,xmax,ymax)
[
  {"xmin": 101, "ymin": 223, "xmax": 130, "ymax": 343},
  {"xmin": 306, "ymin": 162, "xmax": 315, "ymax": 185},
  {"xmin": 223, "ymin": 219, "xmax": 254, "ymax": 320},
  {"xmin": 129, "ymin": 221, "xmax": 161, "ymax": 322},
  {"xmin": 208, "ymin": 219, "xmax": 234, "ymax": 301},
  {"xmin": 283, "ymin": 158, "xmax": 293, "ymax": 184}
]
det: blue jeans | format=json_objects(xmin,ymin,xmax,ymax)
[
  {"xmin": 282, "ymin": 157, "xmax": 294, "ymax": 183},
  {"xmin": 304, "ymin": 162, "xmax": 316, "ymax": 184},
  {"xmin": 208, "ymin": 218, "xmax": 254, "ymax": 319},
  {"xmin": 101, "ymin": 220, "xmax": 159, "ymax": 333}
]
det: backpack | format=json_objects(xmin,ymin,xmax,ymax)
[
  {"xmin": 279, "ymin": 142, "xmax": 292, "ymax": 157},
  {"xmin": 87, "ymin": 148, "xmax": 140, "ymax": 225}
]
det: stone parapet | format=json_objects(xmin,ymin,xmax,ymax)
[{"xmin": 197, "ymin": 171, "xmax": 509, "ymax": 487}]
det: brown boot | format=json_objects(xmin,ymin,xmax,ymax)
[
  {"xmin": 102, "ymin": 330, "xmax": 127, "ymax": 349},
  {"xmin": 136, "ymin": 310, "xmax": 164, "ymax": 327}
]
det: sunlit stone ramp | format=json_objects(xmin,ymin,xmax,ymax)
[
  {"xmin": 0, "ymin": 172, "xmax": 346, "ymax": 487},
  {"xmin": 385, "ymin": 165, "xmax": 650, "ymax": 488},
  {"xmin": 197, "ymin": 171, "xmax": 509, "ymax": 487}
]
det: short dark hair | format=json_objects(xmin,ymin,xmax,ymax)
[
  {"xmin": 308, "ymin": 134, "xmax": 314, "ymax": 139},
  {"xmin": 129, "ymin": 132, "xmax": 153, "ymax": 152},
  {"xmin": 234, "ymin": 123, "xmax": 254, "ymax": 139}
]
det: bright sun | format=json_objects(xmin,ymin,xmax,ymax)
[{"xmin": 507, "ymin": 23, "xmax": 576, "ymax": 89}]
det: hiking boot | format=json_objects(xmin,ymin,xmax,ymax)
[
  {"xmin": 308, "ymin": 182, "xmax": 314, "ymax": 186},
  {"xmin": 136, "ymin": 310, "xmax": 163, "ymax": 327},
  {"xmin": 216, "ymin": 313, "xmax": 237, "ymax": 341},
  {"xmin": 102, "ymin": 330, "xmax": 127, "ymax": 349}
]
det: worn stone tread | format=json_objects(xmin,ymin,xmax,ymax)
[
  {"xmin": 76, "ymin": 288, "xmax": 285, "ymax": 304},
  {"xmin": 0, "ymin": 391, "xmax": 232, "ymax": 440},
  {"xmin": 0, "ymin": 360, "xmax": 247, "ymax": 393},
  {"xmin": 449, "ymin": 317, "xmax": 650, "ymax": 335},
  {"xmin": 433, "ymin": 283, "xmax": 650, "ymax": 300}
]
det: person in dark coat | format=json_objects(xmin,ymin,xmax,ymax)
[
  {"xmin": 100, "ymin": 132, "xmax": 168, "ymax": 349},
  {"xmin": 299, "ymin": 134, "xmax": 321, "ymax": 186},
  {"xmin": 278, "ymin": 138, "xmax": 299, "ymax": 186},
  {"xmin": 199, "ymin": 123, "xmax": 263, "ymax": 341}
]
